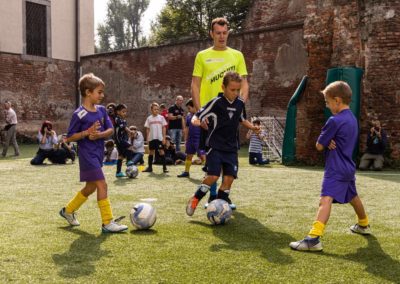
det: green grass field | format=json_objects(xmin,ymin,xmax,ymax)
[{"xmin": 1, "ymin": 145, "xmax": 399, "ymax": 283}]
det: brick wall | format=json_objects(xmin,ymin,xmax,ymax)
[
  {"xmin": 298, "ymin": 0, "xmax": 400, "ymax": 163},
  {"xmin": 0, "ymin": 53, "xmax": 76, "ymax": 140},
  {"xmin": 81, "ymin": 23, "xmax": 307, "ymax": 135}
]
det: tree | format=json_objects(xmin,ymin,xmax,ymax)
[
  {"xmin": 96, "ymin": 0, "xmax": 150, "ymax": 53},
  {"xmin": 150, "ymin": 0, "xmax": 251, "ymax": 45}
]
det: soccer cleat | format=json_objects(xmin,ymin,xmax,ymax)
[
  {"xmin": 177, "ymin": 172, "xmax": 190, "ymax": 178},
  {"xmin": 186, "ymin": 196, "xmax": 199, "ymax": 216},
  {"xmin": 289, "ymin": 237, "xmax": 323, "ymax": 252},
  {"xmin": 142, "ymin": 167, "xmax": 153, "ymax": 173},
  {"xmin": 126, "ymin": 160, "xmax": 134, "ymax": 167},
  {"xmin": 223, "ymin": 196, "xmax": 237, "ymax": 210},
  {"xmin": 59, "ymin": 207, "xmax": 80, "ymax": 226},
  {"xmin": 101, "ymin": 220, "xmax": 128, "ymax": 233},
  {"xmin": 116, "ymin": 172, "xmax": 126, "ymax": 178},
  {"xmin": 163, "ymin": 168, "xmax": 169, "ymax": 173},
  {"xmin": 350, "ymin": 224, "xmax": 371, "ymax": 235}
]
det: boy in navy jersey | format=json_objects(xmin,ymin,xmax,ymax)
[
  {"xmin": 290, "ymin": 81, "xmax": 370, "ymax": 252},
  {"xmin": 186, "ymin": 71, "xmax": 259, "ymax": 216}
]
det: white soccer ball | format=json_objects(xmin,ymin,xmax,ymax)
[
  {"xmin": 126, "ymin": 165, "xmax": 139, "ymax": 178},
  {"xmin": 130, "ymin": 203, "xmax": 157, "ymax": 230},
  {"xmin": 206, "ymin": 199, "xmax": 232, "ymax": 225}
]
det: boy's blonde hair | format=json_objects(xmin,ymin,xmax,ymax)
[
  {"xmin": 322, "ymin": 81, "xmax": 352, "ymax": 105},
  {"xmin": 79, "ymin": 73, "xmax": 105, "ymax": 97},
  {"xmin": 150, "ymin": 102, "xmax": 159, "ymax": 109},
  {"xmin": 222, "ymin": 71, "xmax": 242, "ymax": 87}
]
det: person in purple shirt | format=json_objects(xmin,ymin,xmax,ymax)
[
  {"xmin": 59, "ymin": 73, "xmax": 128, "ymax": 233},
  {"xmin": 290, "ymin": 81, "xmax": 371, "ymax": 252},
  {"xmin": 177, "ymin": 99, "xmax": 205, "ymax": 178}
]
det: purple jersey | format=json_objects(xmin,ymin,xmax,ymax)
[
  {"xmin": 317, "ymin": 109, "xmax": 357, "ymax": 181},
  {"xmin": 186, "ymin": 113, "xmax": 201, "ymax": 142},
  {"xmin": 67, "ymin": 105, "xmax": 113, "ymax": 174}
]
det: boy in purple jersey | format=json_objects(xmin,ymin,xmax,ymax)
[
  {"xmin": 59, "ymin": 73, "xmax": 128, "ymax": 233},
  {"xmin": 177, "ymin": 99, "xmax": 205, "ymax": 178},
  {"xmin": 186, "ymin": 72, "xmax": 259, "ymax": 216},
  {"xmin": 290, "ymin": 81, "xmax": 370, "ymax": 252}
]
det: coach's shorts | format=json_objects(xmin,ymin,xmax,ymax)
[
  {"xmin": 149, "ymin": 139, "xmax": 164, "ymax": 151},
  {"xmin": 206, "ymin": 149, "xmax": 238, "ymax": 178},
  {"xmin": 321, "ymin": 177, "xmax": 358, "ymax": 204}
]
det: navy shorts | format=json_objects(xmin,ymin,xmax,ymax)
[
  {"xmin": 149, "ymin": 139, "xmax": 164, "ymax": 151},
  {"xmin": 206, "ymin": 149, "xmax": 238, "ymax": 178}
]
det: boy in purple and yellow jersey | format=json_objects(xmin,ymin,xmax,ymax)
[
  {"xmin": 290, "ymin": 81, "xmax": 370, "ymax": 252},
  {"xmin": 59, "ymin": 73, "xmax": 128, "ymax": 233}
]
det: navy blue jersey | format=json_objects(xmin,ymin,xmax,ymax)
[
  {"xmin": 197, "ymin": 94, "xmax": 246, "ymax": 152},
  {"xmin": 114, "ymin": 116, "xmax": 130, "ymax": 149}
]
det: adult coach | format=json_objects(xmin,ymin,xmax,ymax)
[
  {"xmin": 2, "ymin": 101, "xmax": 20, "ymax": 157},
  {"xmin": 191, "ymin": 17, "xmax": 249, "ymax": 208}
]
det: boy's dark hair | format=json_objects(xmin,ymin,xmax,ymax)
[
  {"xmin": 79, "ymin": 73, "xmax": 105, "ymax": 97},
  {"xmin": 210, "ymin": 17, "xmax": 229, "ymax": 32},
  {"xmin": 115, "ymin": 104, "xmax": 127, "ymax": 112},
  {"xmin": 322, "ymin": 81, "xmax": 352, "ymax": 105},
  {"xmin": 223, "ymin": 71, "xmax": 242, "ymax": 87},
  {"xmin": 105, "ymin": 140, "xmax": 114, "ymax": 148},
  {"xmin": 252, "ymin": 119, "xmax": 261, "ymax": 125},
  {"xmin": 186, "ymin": 99, "xmax": 194, "ymax": 107},
  {"xmin": 160, "ymin": 103, "xmax": 166, "ymax": 109}
]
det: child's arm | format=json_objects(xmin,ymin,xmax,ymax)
[
  {"xmin": 241, "ymin": 120, "xmax": 260, "ymax": 133},
  {"xmin": 183, "ymin": 125, "xmax": 189, "ymax": 142},
  {"xmin": 145, "ymin": 127, "xmax": 150, "ymax": 143},
  {"xmin": 316, "ymin": 140, "xmax": 336, "ymax": 151},
  {"xmin": 246, "ymin": 129, "xmax": 252, "ymax": 139}
]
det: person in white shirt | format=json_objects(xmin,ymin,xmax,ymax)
[
  {"xmin": 128, "ymin": 125, "xmax": 145, "ymax": 165},
  {"xmin": 143, "ymin": 102, "xmax": 168, "ymax": 173},
  {"xmin": 2, "ymin": 101, "xmax": 19, "ymax": 157}
]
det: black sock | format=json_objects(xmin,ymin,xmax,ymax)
[
  {"xmin": 217, "ymin": 189, "xmax": 230, "ymax": 201},
  {"xmin": 116, "ymin": 159, "xmax": 122, "ymax": 173},
  {"xmin": 194, "ymin": 184, "xmax": 210, "ymax": 200},
  {"xmin": 161, "ymin": 155, "xmax": 167, "ymax": 170},
  {"xmin": 148, "ymin": 155, "xmax": 153, "ymax": 169}
]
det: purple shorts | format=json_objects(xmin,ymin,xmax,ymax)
[
  {"xmin": 185, "ymin": 140, "xmax": 205, "ymax": 156},
  {"xmin": 80, "ymin": 168, "xmax": 105, "ymax": 182},
  {"xmin": 321, "ymin": 177, "xmax": 357, "ymax": 204}
]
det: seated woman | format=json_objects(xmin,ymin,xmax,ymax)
[
  {"xmin": 128, "ymin": 126, "xmax": 145, "ymax": 165},
  {"xmin": 30, "ymin": 121, "xmax": 73, "ymax": 165}
]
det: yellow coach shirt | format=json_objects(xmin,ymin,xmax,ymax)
[{"xmin": 192, "ymin": 47, "xmax": 248, "ymax": 106}]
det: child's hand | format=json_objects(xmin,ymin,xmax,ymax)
[
  {"xmin": 87, "ymin": 121, "xmax": 101, "ymax": 140},
  {"xmin": 327, "ymin": 139, "xmax": 336, "ymax": 150}
]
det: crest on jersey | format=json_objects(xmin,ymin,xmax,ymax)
[
  {"xmin": 77, "ymin": 109, "xmax": 88, "ymax": 119},
  {"xmin": 228, "ymin": 111, "xmax": 234, "ymax": 119}
]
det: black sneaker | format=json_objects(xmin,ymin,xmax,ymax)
[
  {"xmin": 224, "ymin": 196, "xmax": 236, "ymax": 210},
  {"xmin": 177, "ymin": 172, "xmax": 189, "ymax": 178},
  {"xmin": 142, "ymin": 167, "xmax": 153, "ymax": 173}
]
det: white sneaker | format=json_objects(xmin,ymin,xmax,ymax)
[
  {"xmin": 59, "ymin": 207, "xmax": 80, "ymax": 226},
  {"xmin": 289, "ymin": 237, "xmax": 323, "ymax": 252},
  {"xmin": 350, "ymin": 224, "xmax": 371, "ymax": 235},
  {"xmin": 102, "ymin": 220, "xmax": 128, "ymax": 233}
]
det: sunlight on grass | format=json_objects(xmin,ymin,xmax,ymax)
[{"xmin": 0, "ymin": 145, "xmax": 399, "ymax": 283}]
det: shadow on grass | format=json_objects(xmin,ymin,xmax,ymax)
[
  {"xmin": 52, "ymin": 227, "xmax": 111, "ymax": 279},
  {"xmin": 130, "ymin": 228, "xmax": 158, "ymax": 235},
  {"xmin": 191, "ymin": 211, "xmax": 295, "ymax": 264},
  {"xmin": 324, "ymin": 235, "xmax": 400, "ymax": 283}
]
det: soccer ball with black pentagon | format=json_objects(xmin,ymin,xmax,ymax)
[
  {"xmin": 130, "ymin": 203, "xmax": 156, "ymax": 229},
  {"xmin": 206, "ymin": 199, "xmax": 232, "ymax": 225},
  {"xmin": 126, "ymin": 165, "xmax": 139, "ymax": 178}
]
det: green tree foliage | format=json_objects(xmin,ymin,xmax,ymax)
[
  {"xmin": 96, "ymin": 0, "xmax": 149, "ymax": 53},
  {"xmin": 150, "ymin": 0, "xmax": 251, "ymax": 45}
]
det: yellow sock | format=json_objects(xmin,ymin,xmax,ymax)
[
  {"xmin": 65, "ymin": 191, "xmax": 88, "ymax": 214},
  {"xmin": 308, "ymin": 221, "xmax": 326, "ymax": 238},
  {"xmin": 184, "ymin": 159, "xmax": 192, "ymax": 173},
  {"xmin": 98, "ymin": 198, "xmax": 114, "ymax": 225},
  {"xmin": 358, "ymin": 216, "xmax": 369, "ymax": 227}
]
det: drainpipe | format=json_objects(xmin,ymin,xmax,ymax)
[{"xmin": 75, "ymin": 0, "xmax": 80, "ymax": 108}]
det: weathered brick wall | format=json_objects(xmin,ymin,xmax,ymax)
[
  {"xmin": 0, "ymin": 53, "xmax": 76, "ymax": 140},
  {"xmin": 81, "ymin": 24, "xmax": 307, "ymax": 135},
  {"xmin": 298, "ymin": 0, "xmax": 400, "ymax": 163}
]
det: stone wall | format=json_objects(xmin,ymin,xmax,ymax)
[
  {"xmin": 298, "ymin": 0, "xmax": 400, "ymax": 163},
  {"xmin": 81, "ymin": 23, "xmax": 307, "ymax": 135},
  {"xmin": 0, "ymin": 53, "xmax": 76, "ymax": 140}
]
